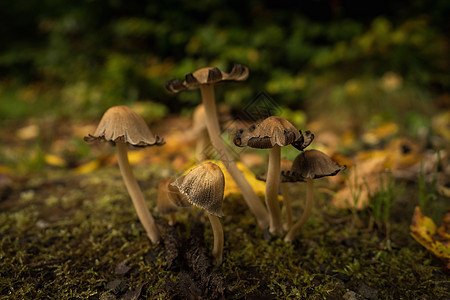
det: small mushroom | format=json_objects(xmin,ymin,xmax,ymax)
[
  {"xmin": 284, "ymin": 149, "xmax": 346, "ymax": 242},
  {"xmin": 234, "ymin": 116, "xmax": 304, "ymax": 235},
  {"xmin": 84, "ymin": 105, "xmax": 164, "ymax": 244},
  {"xmin": 166, "ymin": 65, "xmax": 269, "ymax": 230},
  {"xmin": 157, "ymin": 178, "xmax": 191, "ymax": 225},
  {"xmin": 172, "ymin": 162, "xmax": 225, "ymax": 265}
]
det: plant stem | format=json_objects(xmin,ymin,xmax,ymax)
[
  {"xmin": 285, "ymin": 178, "xmax": 314, "ymax": 242},
  {"xmin": 200, "ymin": 84, "xmax": 269, "ymax": 229},
  {"xmin": 281, "ymin": 183, "xmax": 293, "ymax": 231},
  {"xmin": 208, "ymin": 214, "xmax": 224, "ymax": 266},
  {"xmin": 116, "ymin": 142, "xmax": 160, "ymax": 244},
  {"xmin": 266, "ymin": 145, "xmax": 283, "ymax": 234}
]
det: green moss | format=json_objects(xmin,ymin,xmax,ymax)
[{"xmin": 0, "ymin": 166, "xmax": 449, "ymax": 299}]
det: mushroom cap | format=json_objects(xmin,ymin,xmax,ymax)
[
  {"xmin": 171, "ymin": 162, "xmax": 225, "ymax": 217},
  {"xmin": 157, "ymin": 178, "xmax": 191, "ymax": 215},
  {"xmin": 292, "ymin": 130, "xmax": 314, "ymax": 151},
  {"xmin": 84, "ymin": 105, "xmax": 165, "ymax": 147},
  {"xmin": 289, "ymin": 149, "xmax": 346, "ymax": 179},
  {"xmin": 165, "ymin": 64, "xmax": 249, "ymax": 93},
  {"xmin": 234, "ymin": 116, "xmax": 303, "ymax": 149}
]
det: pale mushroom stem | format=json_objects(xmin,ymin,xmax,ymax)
[
  {"xmin": 284, "ymin": 178, "xmax": 314, "ymax": 242},
  {"xmin": 116, "ymin": 142, "xmax": 160, "ymax": 244},
  {"xmin": 266, "ymin": 145, "xmax": 283, "ymax": 235},
  {"xmin": 195, "ymin": 129, "xmax": 210, "ymax": 163},
  {"xmin": 168, "ymin": 213, "xmax": 177, "ymax": 226},
  {"xmin": 207, "ymin": 214, "xmax": 224, "ymax": 266},
  {"xmin": 200, "ymin": 84, "xmax": 269, "ymax": 229},
  {"xmin": 281, "ymin": 183, "xmax": 293, "ymax": 231}
]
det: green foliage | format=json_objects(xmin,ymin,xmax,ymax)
[{"xmin": 0, "ymin": 1, "xmax": 448, "ymax": 121}]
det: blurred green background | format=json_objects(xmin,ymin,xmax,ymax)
[{"xmin": 0, "ymin": 0, "xmax": 448, "ymax": 122}]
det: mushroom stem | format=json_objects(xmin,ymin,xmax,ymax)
[
  {"xmin": 207, "ymin": 213, "xmax": 224, "ymax": 266},
  {"xmin": 200, "ymin": 84, "xmax": 269, "ymax": 229},
  {"xmin": 195, "ymin": 129, "xmax": 210, "ymax": 162},
  {"xmin": 116, "ymin": 142, "xmax": 160, "ymax": 244},
  {"xmin": 168, "ymin": 213, "xmax": 177, "ymax": 226},
  {"xmin": 266, "ymin": 145, "xmax": 283, "ymax": 235},
  {"xmin": 281, "ymin": 183, "xmax": 293, "ymax": 231},
  {"xmin": 284, "ymin": 178, "xmax": 314, "ymax": 242}
]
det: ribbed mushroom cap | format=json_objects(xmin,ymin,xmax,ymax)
[
  {"xmin": 171, "ymin": 162, "xmax": 225, "ymax": 217},
  {"xmin": 290, "ymin": 149, "xmax": 346, "ymax": 179},
  {"xmin": 157, "ymin": 178, "xmax": 191, "ymax": 215},
  {"xmin": 84, "ymin": 106, "xmax": 165, "ymax": 147},
  {"xmin": 165, "ymin": 64, "xmax": 249, "ymax": 93},
  {"xmin": 234, "ymin": 116, "xmax": 303, "ymax": 149}
]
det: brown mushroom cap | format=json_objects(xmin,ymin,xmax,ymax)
[
  {"xmin": 165, "ymin": 64, "xmax": 249, "ymax": 93},
  {"xmin": 157, "ymin": 178, "xmax": 191, "ymax": 215},
  {"xmin": 292, "ymin": 130, "xmax": 314, "ymax": 151},
  {"xmin": 289, "ymin": 149, "xmax": 346, "ymax": 179},
  {"xmin": 84, "ymin": 105, "xmax": 165, "ymax": 147},
  {"xmin": 234, "ymin": 116, "xmax": 303, "ymax": 149},
  {"xmin": 171, "ymin": 162, "xmax": 225, "ymax": 217}
]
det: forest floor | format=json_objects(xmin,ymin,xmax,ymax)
[{"xmin": 0, "ymin": 106, "xmax": 449, "ymax": 299}]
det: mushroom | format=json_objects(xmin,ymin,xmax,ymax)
[
  {"xmin": 172, "ymin": 162, "xmax": 225, "ymax": 265},
  {"xmin": 234, "ymin": 116, "xmax": 304, "ymax": 235},
  {"xmin": 157, "ymin": 178, "xmax": 191, "ymax": 225},
  {"xmin": 284, "ymin": 149, "xmax": 346, "ymax": 242},
  {"xmin": 166, "ymin": 65, "xmax": 269, "ymax": 229},
  {"xmin": 84, "ymin": 105, "xmax": 164, "ymax": 244}
]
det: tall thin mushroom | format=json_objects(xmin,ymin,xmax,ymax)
[
  {"xmin": 166, "ymin": 65, "xmax": 269, "ymax": 229},
  {"xmin": 84, "ymin": 105, "xmax": 164, "ymax": 244},
  {"xmin": 284, "ymin": 149, "xmax": 346, "ymax": 242},
  {"xmin": 172, "ymin": 162, "xmax": 225, "ymax": 265},
  {"xmin": 234, "ymin": 116, "xmax": 304, "ymax": 235}
]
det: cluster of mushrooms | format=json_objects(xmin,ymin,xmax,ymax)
[{"xmin": 85, "ymin": 64, "xmax": 345, "ymax": 265}]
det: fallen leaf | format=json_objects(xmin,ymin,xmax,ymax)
[
  {"xmin": 74, "ymin": 160, "xmax": 101, "ymax": 174},
  {"xmin": 45, "ymin": 154, "xmax": 67, "ymax": 168},
  {"xmin": 410, "ymin": 206, "xmax": 450, "ymax": 263},
  {"xmin": 16, "ymin": 124, "xmax": 39, "ymax": 140}
]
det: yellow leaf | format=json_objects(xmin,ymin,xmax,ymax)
[
  {"xmin": 127, "ymin": 151, "xmax": 146, "ymax": 165},
  {"xmin": 410, "ymin": 206, "xmax": 450, "ymax": 261},
  {"xmin": 74, "ymin": 160, "xmax": 101, "ymax": 174},
  {"xmin": 45, "ymin": 154, "xmax": 67, "ymax": 168}
]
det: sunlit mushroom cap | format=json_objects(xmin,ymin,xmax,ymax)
[
  {"xmin": 289, "ymin": 149, "xmax": 346, "ymax": 179},
  {"xmin": 234, "ymin": 116, "xmax": 303, "ymax": 149},
  {"xmin": 165, "ymin": 64, "xmax": 249, "ymax": 93},
  {"xmin": 84, "ymin": 105, "xmax": 165, "ymax": 147},
  {"xmin": 157, "ymin": 178, "xmax": 191, "ymax": 215},
  {"xmin": 171, "ymin": 162, "xmax": 225, "ymax": 217}
]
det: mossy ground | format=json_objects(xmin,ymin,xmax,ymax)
[{"xmin": 0, "ymin": 162, "xmax": 448, "ymax": 299}]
